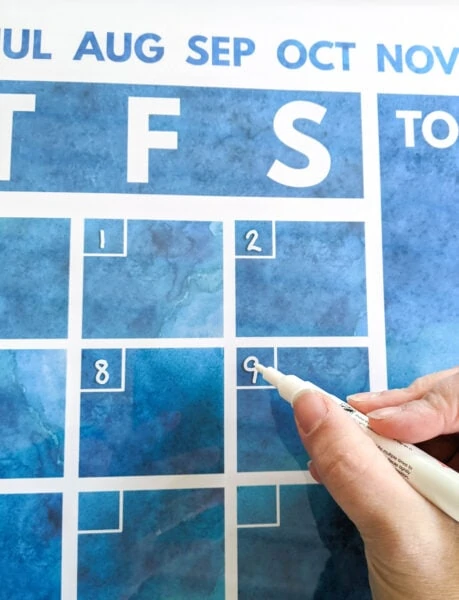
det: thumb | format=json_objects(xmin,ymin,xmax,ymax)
[{"xmin": 293, "ymin": 391, "xmax": 431, "ymax": 536}]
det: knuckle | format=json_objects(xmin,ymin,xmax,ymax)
[
  {"xmin": 408, "ymin": 374, "xmax": 430, "ymax": 394},
  {"xmin": 422, "ymin": 389, "xmax": 446, "ymax": 408},
  {"xmin": 409, "ymin": 367, "xmax": 459, "ymax": 396},
  {"xmin": 422, "ymin": 385, "xmax": 459, "ymax": 430}
]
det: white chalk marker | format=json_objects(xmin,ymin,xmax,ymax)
[{"xmin": 256, "ymin": 364, "xmax": 459, "ymax": 522}]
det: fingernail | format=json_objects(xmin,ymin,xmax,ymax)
[
  {"xmin": 294, "ymin": 392, "xmax": 329, "ymax": 435},
  {"xmin": 347, "ymin": 392, "xmax": 381, "ymax": 402},
  {"xmin": 367, "ymin": 406, "xmax": 402, "ymax": 420}
]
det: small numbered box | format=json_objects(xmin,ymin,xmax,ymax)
[
  {"xmin": 84, "ymin": 219, "xmax": 126, "ymax": 255},
  {"xmin": 237, "ymin": 485, "xmax": 278, "ymax": 526},
  {"xmin": 81, "ymin": 349, "xmax": 123, "ymax": 391},
  {"xmin": 78, "ymin": 491, "xmax": 121, "ymax": 532},
  {"xmin": 235, "ymin": 221, "xmax": 274, "ymax": 257},
  {"xmin": 237, "ymin": 347, "xmax": 275, "ymax": 387}
]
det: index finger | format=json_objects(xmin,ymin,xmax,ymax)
[
  {"xmin": 366, "ymin": 372, "xmax": 459, "ymax": 443},
  {"xmin": 347, "ymin": 366, "xmax": 459, "ymax": 414}
]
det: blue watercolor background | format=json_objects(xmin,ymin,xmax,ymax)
[
  {"xmin": 238, "ymin": 388, "xmax": 306, "ymax": 472},
  {"xmin": 78, "ymin": 489, "xmax": 224, "ymax": 599},
  {"xmin": 80, "ymin": 348, "xmax": 224, "ymax": 477},
  {"xmin": 277, "ymin": 347, "xmax": 369, "ymax": 400},
  {"xmin": 0, "ymin": 218, "xmax": 70, "ymax": 339},
  {"xmin": 238, "ymin": 347, "xmax": 369, "ymax": 472},
  {"xmin": 236, "ymin": 222, "xmax": 367, "ymax": 337},
  {"xmin": 0, "ymin": 494, "xmax": 62, "ymax": 600},
  {"xmin": 379, "ymin": 95, "xmax": 459, "ymax": 386},
  {"xmin": 0, "ymin": 350, "xmax": 66, "ymax": 478},
  {"xmin": 238, "ymin": 485, "xmax": 278, "ymax": 525},
  {"xmin": 238, "ymin": 485, "xmax": 370, "ymax": 600},
  {"xmin": 83, "ymin": 220, "xmax": 223, "ymax": 338}
]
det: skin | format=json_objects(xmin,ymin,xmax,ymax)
[{"xmin": 293, "ymin": 367, "xmax": 459, "ymax": 600}]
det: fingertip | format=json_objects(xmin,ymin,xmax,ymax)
[
  {"xmin": 367, "ymin": 398, "xmax": 446, "ymax": 443},
  {"xmin": 367, "ymin": 406, "xmax": 403, "ymax": 420},
  {"xmin": 367, "ymin": 405, "xmax": 413, "ymax": 440},
  {"xmin": 347, "ymin": 393, "xmax": 380, "ymax": 414},
  {"xmin": 347, "ymin": 388, "xmax": 414, "ymax": 413}
]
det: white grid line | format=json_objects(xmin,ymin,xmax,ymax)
[
  {"xmin": 223, "ymin": 216, "xmax": 239, "ymax": 600},
  {"xmin": 0, "ymin": 336, "xmax": 368, "ymax": 350},
  {"xmin": 360, "ymin": 90, "xmax": 389, "ymax": 392},
  {"xmin": 237, "ymin": 385, "xmax": 275, "ymax": 390},
  {"xmin": 61, "ymin": 216, "xmax": 85, "ymax": 600},
  {"xmin": 0, "ymin": 471, "xmax": 316, "ymax": 494}
]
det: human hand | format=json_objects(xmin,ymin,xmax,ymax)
[{"xmin": 293, "ymin": 367, "xmax": 459, "ymax": 600}]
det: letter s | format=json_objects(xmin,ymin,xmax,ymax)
[{"xmin": 267, "ymin": 100, "xmax": 331, "ymax": 188}]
